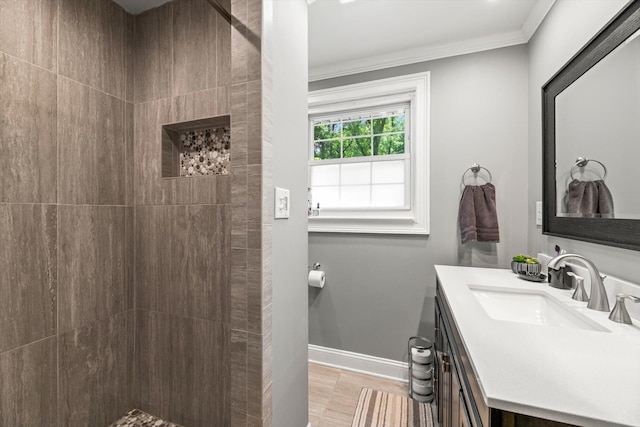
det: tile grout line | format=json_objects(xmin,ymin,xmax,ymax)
[
  {"xmin": 131, "ymin": 11, "xmax": 138, "ymax": 410},
  {"xmin": 56, "ymin": 1, "xmax": 61, "ymax": 425}
]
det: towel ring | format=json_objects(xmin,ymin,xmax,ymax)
[
  {"xmin": 462, "ymin": 163, "xmax": 492, "ymax": 184},
  {"xmin": 570, "ymin": 157, "xmax": 607, "ymax": 180}
]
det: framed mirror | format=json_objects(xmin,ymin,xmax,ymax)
[{"xmin": 543, "ymin": 0, "xmax": 640, "ymax": 251}]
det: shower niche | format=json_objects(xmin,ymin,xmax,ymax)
[{"xmin": 161, "ymin": 115, "xmax": 231, "ymax": 178}]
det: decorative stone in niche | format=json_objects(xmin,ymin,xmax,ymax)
[{"xmin": 161, "ymin": 115, "xmax": 230, "ymax": 178}]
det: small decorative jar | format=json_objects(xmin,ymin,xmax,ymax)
[{"xmin": 511, "ymin": 261, "xmax": 542, "ymax": 276}]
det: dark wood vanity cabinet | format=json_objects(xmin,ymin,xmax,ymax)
[
  {"xmin": 435, "ymin": 282, "xmax": 482, "ymax": 427},
  {"xmin": 434, "ymin": 280, "xmax": 574, "ymax": 427}
]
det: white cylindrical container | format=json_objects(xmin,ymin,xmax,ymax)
[{"xmin": 308, "ymin": 270, "xmax": 325, "ymax": 288}]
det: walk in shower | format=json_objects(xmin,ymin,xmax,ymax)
[{"xmin": 0, "ymin": 0, "xmax": 271, "ymax": 425}]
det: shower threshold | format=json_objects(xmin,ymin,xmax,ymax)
[{"xmin": 110, "ymin": 409, "xmax": 184, "ymax": 427}]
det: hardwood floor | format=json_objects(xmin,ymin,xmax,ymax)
[{"xmin": 308, "ymin": 363, "xmax": 408, "ymax": 427}]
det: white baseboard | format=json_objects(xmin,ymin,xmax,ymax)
[{"xmin": 308, "ymin": 344, "xmax": 409, "ymax": 383}]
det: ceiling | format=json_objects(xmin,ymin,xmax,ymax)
[
  {"xmin": 112, "ymin": 0, "xmax": 555, "ymax": 81},
  {"xmin": 309, "ymin": 0, "xmax": 555, "ymax": 81}
]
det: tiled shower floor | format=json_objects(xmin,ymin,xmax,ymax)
[{"xmin": 110, "ymin": 409, "xmax": 184, "ymax": 427}]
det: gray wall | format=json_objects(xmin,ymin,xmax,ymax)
[
  {"xmin": 309, "ymin": 45, "xmax": 529, "ymax": 362},
  {"xmin": 271, "ymin": 1, "xmax": 310, "ymax": 426},
  {"xmin": 527, "ymin": 0, "xmax": 640, "ymax": 283}
]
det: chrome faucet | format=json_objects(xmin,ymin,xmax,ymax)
[{"xmin": 547, "ymin": 254, "xmax": 610, "ymax": 312}]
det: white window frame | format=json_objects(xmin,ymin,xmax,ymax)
[{"xmin": 308, "ymin": 72, "xmax": 430, "ymax": 234}]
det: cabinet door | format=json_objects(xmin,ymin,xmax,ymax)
[
  {"xmin": 451, "ymin": 366, "xmax": 462, "ymax": 427},
  {"xmin": 435, "ymin": 306, "xmax": 444, "ymax": 424},
  {"xmin": 436, "ymin": 306, "xmax": 452, "ymax": 427},
  {"xmin": 459, "ymin": 390, "xmax": 472, "ymax": 427},
  {"xmin": 439, "ymin": 342, "xmax": 452, "ymax": 427}
]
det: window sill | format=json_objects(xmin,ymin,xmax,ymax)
[{"xmin": 308, "ymin": 215, "xmax": 428, "ymax": 235}]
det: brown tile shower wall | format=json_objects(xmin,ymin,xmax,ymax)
[
  {"xmin": 0, "ymin": 0, "xmax": 135, "ymax": 425},
  {"xmin": 0, "ymin": 0, "xmax": 270, "ymax": 425},
  {"xmin": 229, "ymin": 0, "xmax": 273, "ymax": 425},
  {"xmin": 132, "ymin": 0, "xmax": 270, "ymax": 426}
]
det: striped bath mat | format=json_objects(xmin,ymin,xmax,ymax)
[{"xmin": 351, "ymin": 388, "xmax": 434, "ymax": 427}]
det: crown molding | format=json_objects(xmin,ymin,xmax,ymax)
[
  {"xmin": 522, "ymin": 0, "xmax": 556, "ymax": 40},
  {"xmin": 309, "ymin": 30, "xmax": 526, "ymax": 82},
  {"xmin": 309, "ymin": 0, "xmax": 557, "ymax": 82}
]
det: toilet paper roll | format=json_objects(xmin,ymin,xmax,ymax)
[
  {"xmin": 411, "ymin": 392, "xmax": 433, "ymax": 403},
  {"xmin": 412, "ymin": 378, "xmax": 433, "ymax": 396},
  {"xmin": 308, "ymin": 270, "xmax": 325, "ymax": 288},
  {"xmin": 411, "ymin": 347, "xmax": 433, "ymax": 364},
  {"xmin": 411, "ymin": 364, "xmax": 432, "ymax": 380},
  {"xmin": 412, "ymin": 377, "xmax": 431, "ymax": 388}
]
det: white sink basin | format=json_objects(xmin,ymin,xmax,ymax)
[{"xmin": 468, "ymin": 285, "xmax": 610, "ymax": 332}]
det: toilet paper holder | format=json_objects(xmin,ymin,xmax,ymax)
[
  {"xmin": 308, "ymin": 263, "xmax": 326, "ymax": 289},
  {"xmin": 408, "ymin": 336, "xmax": 434, "ymax": 403}
]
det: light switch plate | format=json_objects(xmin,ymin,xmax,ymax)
[
  {"xmin": 275, "ymin": 187, "xmax": 290, "ymax": 219},
  {"xmin": 536, "ymin": 201, "xmax": 543, "ymax": 226}
]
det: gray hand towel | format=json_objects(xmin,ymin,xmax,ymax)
[
  {"xmin": 459, "ymin": 185, "xmax": 477, "ymax": 244},
  {"xmin": 567, "ymin": 179, "xmax": 614, "ymax": 218},
  {"xmin": 595, "ymin": 179, "xmax": 614, "ymax": 218},
  {"xmin": 459, "ymin": 183, "xmax": 500, "ymax": 244},
  {"xmin": 568, "ymin": 180, "xmax": 597, "ymax": 217}
]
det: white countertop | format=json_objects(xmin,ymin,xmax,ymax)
[{"xmin": 435, "ymin": 265, "xmax": 640, "ymax": 427}]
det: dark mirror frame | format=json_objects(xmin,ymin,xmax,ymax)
[{"xmin": 542, "ymin": 0, "xmax": 640, "ymax": 251}]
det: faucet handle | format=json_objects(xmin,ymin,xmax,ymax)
[
  {"xmin": 567, "ymin": 272, "xmax": 588, "ymax": 302},
  {"xmin": 608, "ymin": 294, "xmax": 640, "ymax": 324}
]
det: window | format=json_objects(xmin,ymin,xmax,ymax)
[
  {"xmin": 308, "ymin": 72, "xmax": 430, "ymax": 234},
  {"xmin": 311, "ymin": 105, "xmax": 409, "ymax": 209}
]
